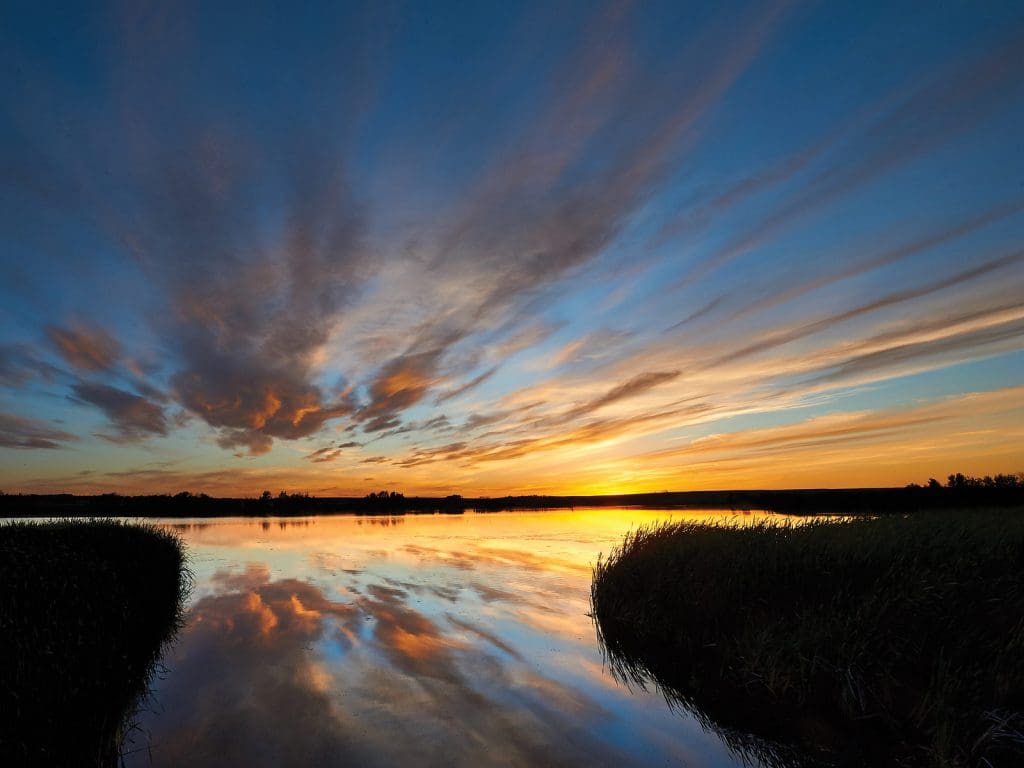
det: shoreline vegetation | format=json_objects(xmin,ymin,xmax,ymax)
[
  {"xmin": 591, "ymin": 510, "xmax": 1024, "ymax": 767},
  {"xmin": 2, "ymin": 473, "xmax": 1022, "ymax": 518},
  {"xmin": 0, "ymin": 520, "xmax": 189, "ymax": 768}
]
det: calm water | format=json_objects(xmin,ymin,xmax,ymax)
[{"xmin": 124, "ymin": 509, "xmax": 785, "ymax": 767}]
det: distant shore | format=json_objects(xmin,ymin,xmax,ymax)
[{"xmin": 1, "ymin": 483, "xmax": 1022, "ymax": 518}]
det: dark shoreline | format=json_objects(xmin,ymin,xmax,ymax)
[
  {"xmin": 0, "ymin": 520, "xmax": 189, "ymax": 767},
  {"xmin": 591, "ymin": 510, "xmax": 1024, "ymax": 767},
  {"xmin": 2, "ymin": 484, "xmax": 1022, "ymax": 518}
]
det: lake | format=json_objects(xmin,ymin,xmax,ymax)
[{"xmin": 123, "ymin": 509, "xmax": 785, "ymax": 767}]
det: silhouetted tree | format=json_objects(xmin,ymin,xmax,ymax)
[{"xmin": 946, "ymin": 472, "xmax": 1023, "ymax": 489}]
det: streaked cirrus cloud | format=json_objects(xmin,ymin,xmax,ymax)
[{"xmin": 1, "ymin": 0, "xmax": 1022, "ymax": 493}]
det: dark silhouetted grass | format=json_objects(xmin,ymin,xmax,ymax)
[
  {"xmin": 0, "ymin": 520, "xmax": 189, "ymax": 767},
  {"xmin": 591, "ymin": 510, "xmax": 1024, "ymax": 767}
]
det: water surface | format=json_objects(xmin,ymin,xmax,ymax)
[{"xmin": 126, "ymin": 509, "xmax": 785, "ymax": 767}]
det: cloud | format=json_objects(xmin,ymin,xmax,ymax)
[
  {"xmin": 433, "ymin": 366, "xmax": 499, "ymax": 404},
  {"xmin": 804, "ymin": 310, "xmax": 1024, "ymax": 389},
  {"xmin": 564, "ymin": 370, "xmax": 680, "ymax": 420},
  {"xmin": 463, "ymin": 410, "xmax": 514, "ymax": 431},
  {"xmin": 307, "ymin": 445, "xmax": 338, "ymax": 462},
  {"xmin": 215, "ymin": 428, "xmax": 274, "ymax": 457},
  {"xmin": 709, "ymin": 248, "xmax": 1024, "ymax": 369},
  {"xmin": 354, "ymin": 278, "xmax": 1020, "ymax": 478},
  {"xmin": 332, "ymin": 1, "xmax": 794, "ymax": 432},
  {"xmin": 664, "ymin": 296, "xmax": 723, "ymax": 332},
  {"xmin": 633, "ymin": 386, "xmax": 1024, "ymax": 488},
  {"xmin": 0, "ymin": 412, "xmax": 77, "ymax": 449},
  {"xmin": 398, "ymin": 400, "xmax": 707, "ymax": 470},
  {"xmin": 3, "ymin": 0, "xmax": 799, "ymax": 466},
  {"xmin": 356, "ymin": 348, "xmax": 447, "ymax": 430},
  {"xmin": 64, "ymin": 17, "xmax": 382, "ymax": 456},
  {"xmin": 717, "ymin": 199, "xmax": 1024, "ymax": 330},
  {"xmin": 106, "ymin": 133, "xmax": 369, "ymax": 455},
  {"xmin": 678, "ymin": 29, "xmax": 1024, "ymax": 286},
  {"xmin": 0, "ymin": 343, "xmax": 59, "ymax": 387},
  {"xmin": 46, "ymin": 324, "xmax": 121, "ymax": 372},
  {"xmin": 306, "ymin": 440, "xmax": 361, "ymax": 464},
  {"xmin": 308, "ymin": 449, "xmax": 341, "ymax": 463},
  {"xmin": 69, "ymin": 381, "xmax": 168, "ymax": 441},
  {"xmin": 173, "ymin": 340, "xmax": 356, "ymax": 451},
  {"xmin": 541, "ymin": 329, "xmax": 636, "ymax": 370}
]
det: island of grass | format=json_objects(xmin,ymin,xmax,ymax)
[
  {"xmin": 591, "ymin": 510, "xmax": 1024, "ymax": 768},
  {"xmin": 0, "ymin": 520, "xmax": 189, "ymax": 768}
]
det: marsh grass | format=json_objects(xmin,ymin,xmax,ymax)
[
  {"xmin": 591, "ymin": 510, "xmax": 1024, "ymax": 767},
  {"xmin": 0, "ymin": 519, "xmax": 190, "ymax": 767}
]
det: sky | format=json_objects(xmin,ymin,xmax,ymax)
[{"xmin": 1, "ymin": 0, "xmax": 1022, "ymax": 496}]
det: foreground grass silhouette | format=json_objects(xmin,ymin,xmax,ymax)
[
  {"xmin": 0, "ymin": 520, "xmax": 188, "ymax": 767},
  {"xmin": 591, "ymin": 511, "xmax": 1024, "ymax": 767}
]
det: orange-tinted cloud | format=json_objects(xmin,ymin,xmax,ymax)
[
  {"xmin": 0, "ymin": 411, "xmax": 77, "ymax": 449},
  {"xmin": 46, "ymin": 324, "xmax": 121, "ymax": 372}
]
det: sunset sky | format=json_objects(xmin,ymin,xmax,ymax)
[{"xmin": 1, "ymin": 1, "xmax": 1022, "ymax": 496}]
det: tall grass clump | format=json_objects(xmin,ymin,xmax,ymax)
[
  {"xmin": 0, "ymin": 519, "xmax": 190, "ymax": 767},
  {"xmin": 591, "ymin": 511, "xmax": 1024, "ymax": 767}
]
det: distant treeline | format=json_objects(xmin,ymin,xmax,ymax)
[{"xmin": 0, "ymin": 474, "xmax": 1021, "ymax": 518}]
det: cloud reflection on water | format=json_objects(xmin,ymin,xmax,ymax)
[
  {"xmin": 127, "ymin": 512, "xmax": 752, "ymax": 767},
  {"xmin": 129, "ymin": 569, "xmax": 666, "ymax": 766}
]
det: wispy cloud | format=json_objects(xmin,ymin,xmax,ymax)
[
  {"xmin": 306, "ymin": 440, "xmax": 362, "ymax": 464},
  {"xmin": 434, "ymin": 366, "xmax": 498, "ymax": 404},
  {"xmin": 0, "ymin": 343, "xmax": 59, "ymax": 387},
  {"xmin": 69, "ymin": 381, "xmax": 168, "ymax": 442},
  {"xmin": 46, "ymin": 324, "xmax": 121, "ymax": 372},
  {"xmin": 0, "ymin": 412, "xmax": 77, "ymax": 449},
  {"xmin": 676, "ymin": 29, "xmax": 1024, "ymax": 287},
  {"xmin": 709, "ymin": 248, "xmax": 1024, "ymax": 368}
]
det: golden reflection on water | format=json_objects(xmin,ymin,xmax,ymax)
[{"xmin": 126, "ymin": 509, "xmax": 794, "ymax": 768}]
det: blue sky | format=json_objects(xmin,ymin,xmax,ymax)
[{"xmin": 1, "ymin": 0, "xmax": 1022, "ymax": 494}]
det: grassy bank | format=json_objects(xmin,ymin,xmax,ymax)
[
  {"xmin": 0, "ymin": 520, "xmax": 189, "ymax": 767},
  {"xmin": 591, "ymin": 511, "xmax": 1024, "ymax": 767}
]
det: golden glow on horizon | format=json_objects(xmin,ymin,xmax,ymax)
[{"xmin": 9, "ymin": 385, "xmax": 1014, "ymax": 497}]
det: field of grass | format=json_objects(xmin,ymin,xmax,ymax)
[
  {"xmin": 0, "ymin": 520, "xmax": 189, "ymax": 767},
  {"xmin": 591, "ymin": 510, "xmax": 1024, "ymax": 767}
]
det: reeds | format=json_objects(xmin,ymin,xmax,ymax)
[
  {"xmin": 591, "ymin": 510, "xmax": 1024, "ymax": 767},
  {"xmin": 0, "ymin": 519, "xmax": 190, "ymax": 767}
]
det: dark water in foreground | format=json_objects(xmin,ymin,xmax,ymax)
[{"xmin": 125, "ymin": 509, "xmax": 788, "ymax": 767}]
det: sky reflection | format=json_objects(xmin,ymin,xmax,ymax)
[{"xmin": 125, "ymin": 510, "xmax": 776, "ymax": 767}]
